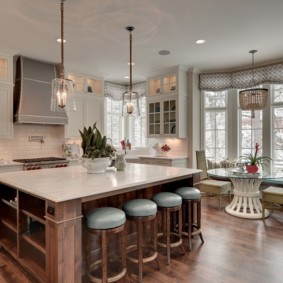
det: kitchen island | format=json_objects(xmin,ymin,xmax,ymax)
[{"xmin": 0, "ymin": 163, "xmax": 201, "ymax": 283}]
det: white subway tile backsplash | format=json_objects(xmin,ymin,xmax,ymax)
[{"xmin": 0, "ymin": 124, "xmax": 65, "ymax": 160}]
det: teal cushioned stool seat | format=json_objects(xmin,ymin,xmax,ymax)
[
  {"xmin": 152, "ymin": 192, "xmax": 184, "ymax": 265},
  {"xmin": 123, "ymin": 199, "xmax": 160, "ymax": 283},
  {"xmin": 85, "ymin": 207, "xmax": 127, "ymax": 283},
  {"xmin": 174, "ymin": 187, "xmax": 201, "ymax": 200},
  {"xmin": 174, "ymin": 187, "xmax": 204, "ymax": 251},
  {"xmin": 123, "ymin": 199, "xmax": 157, "ymax": 217},
  {"xmin": 86, "ymin": 207, "xmax": 126, "ymax": 229},
  {"xmin": 152, "ymin": 192, "xmax": 182, "ymax": 207}
]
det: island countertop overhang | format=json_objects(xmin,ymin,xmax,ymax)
[{"xmin": 0, "ymin": 163, "xmax": 201, "ymax": 203}]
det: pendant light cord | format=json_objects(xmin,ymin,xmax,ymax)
[
  {"xmin": 129, "ymin": 31, "xmax": 132, "ymax": 101},
  {"xmin": 60, "ymin": 0, "xmax": 65, "ymax": 79},
  {"xmin": 250, "ymin": 50, "xmax": 257, "ymax": 88}
]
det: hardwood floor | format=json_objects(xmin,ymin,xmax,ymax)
[{"xmin": 1, "ymin": 196, "xmax": 282, "ymax": 283}]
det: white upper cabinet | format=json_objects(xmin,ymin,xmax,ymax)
[
  {"xmin": 0, "ymin": 50, "xmax": 15, "ymax": 138},
  {"xmin": 146, "ymin": 66, "xmax": 187, "ymax": 138},
  {"xmin": 65, "ymin": 72, "xmax": 104, "ymax": 139},
  {"xmin": 65, "ymin": 94, "xmax": 105, "ymax": 139},
  {"xmin": 66, "ymin": 72, "xmax": 103, "ymax": 96},
  {"xmin": 0, "ymin": 52, "xmax": 13, "ymax": 84}
]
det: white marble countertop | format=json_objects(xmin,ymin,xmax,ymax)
[
  {"xmin": 0, "ymin": 160, "xmax": 23, "ymax": 167},
  {"xmin": 138, "ymin": 155, "xmax": 188, "ymax": 160},
  {"xmin": 0, "ymin": 163, "xmax": 201, "ymax": 203}
]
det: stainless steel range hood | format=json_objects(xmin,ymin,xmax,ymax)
[{"xmin": 13, "ymin": 56, "xmax": 68, "ymax": 125}]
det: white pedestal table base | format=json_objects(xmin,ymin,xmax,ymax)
[{"xmin": 225, "ymin": 178, "xmax": 269, "ymax": 219}]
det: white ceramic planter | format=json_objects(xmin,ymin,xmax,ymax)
[{"xmin": 82, "ymin": 157, "xmax": 111, "ymax": 174}]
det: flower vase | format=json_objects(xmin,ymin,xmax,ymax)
[{"xmin": 246, "ymin": 165, "xmax": 259, "ymax": 173}]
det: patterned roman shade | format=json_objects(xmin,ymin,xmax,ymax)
[
  {"xmin": 199, "ymin": 61, "xmax": 283, "ymax": 91},
  {"xmin": 104, "ymin": 81, "xmax": 146, "ymax": 100}
]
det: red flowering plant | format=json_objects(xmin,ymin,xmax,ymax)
[
  {"xmin": 160, "ymin": 144, "xmax": 171, "ymax": 152},
  {"xmin": 241, "ymin": 143, "xmax": 272, "ymax": 168}
]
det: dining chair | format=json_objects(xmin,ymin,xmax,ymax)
[
  {"xmin": 262, "ymin": 186, "xmax": 283, "ymax": 219},
  {"xmin": 196, "ymin": 150, "xmax": 232, "ymax": 209}
]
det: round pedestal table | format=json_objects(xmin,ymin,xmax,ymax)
[{"xmin": 207, "ymin": 168, "xmax": 283, "ymax": 219}]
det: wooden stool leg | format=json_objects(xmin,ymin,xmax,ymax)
[
  {"xmin": 178, "ymin": 206, "xmax": 185, "ymax": 255},
  {"xmin": 121, "ymin": 228, "xmax": 127, "ymax": 274},
  {"xmin": 85, "ymin": 229, "xmax": 91, "ymax": 274},
  {"xmin": 187, "ymin": 200, "xmax": 192, "ymax": 251},
  {"xmin": 197, "ymin": 199, "xmax": 204, "ymax": 243},
  {"xmin": 102, "ymin": 231, "xmax": 107, "ymax": 283},
  {"xmin": 137, "ymin": 218, "xmax": 143, "ymax": 283},
  {"xmin": 166, "ymin": 208, "xmax": 170, "ymax": 265},
  {"xmin": 153, "ymin": 216, "xmax": 161, "ymax": 270}
]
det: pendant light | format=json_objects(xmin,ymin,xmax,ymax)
[
  {"xmin": 239, "ymin": 50, "xmax": 268, "ymax": 118},
  {"xmin": 122, "ymin": 26, "xmax": 140, "ymax": 116},
  {"xmin": 51, "ymin": 0, "xmax": 76, "ymax": 112}
]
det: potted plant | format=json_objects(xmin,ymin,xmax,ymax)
[
  {"xmin": 241, "ymin": 143, "xmax": 272, "ymax": 173},
  {"xmin": 79, "ymin": 123, "xmax": 116, "ymax": 173}
]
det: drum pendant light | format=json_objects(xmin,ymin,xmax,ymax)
[{"xmin": 239, "ymin": 50, "xmax": 268, "ymax": 118}]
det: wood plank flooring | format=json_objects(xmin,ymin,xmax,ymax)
[{"xmin": 1, "ymin": 196, "xmax": 282, "ymax": 283}]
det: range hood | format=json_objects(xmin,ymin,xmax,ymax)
[{"xmin": 13, "ymin": 56, "xmax": 68, "ymax": 125}]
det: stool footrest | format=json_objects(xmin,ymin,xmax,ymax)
[
  {"xmin": 157, "ymin": 232, "xmax": 183, "ymax": 248},
  {"xmin": 126, "ymin": 244, "xmax": 158, "ymax": 264},
  {"xmin": 88, "ymin": 259, "xmax": 127, "ymax": 283}
]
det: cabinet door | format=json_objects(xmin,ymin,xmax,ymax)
[
  {"xmin": 0, "ymin": 85, "xmax": 13, "ymax": 138},
  {"xmin": 0, "ymin": 53, "xmax": 13, "ymax": 84},
  {"xmin": 84, "ymin": 97, "xmax": 104, "ymax": 133},
  {"xmin": 163, "ymin": 99, "xmax": 176, "ymax": 135},
  {"xmin": 163, "ymin": 74, "xmax": 177, "ymax": 94},
  {"xmin": 148, "ymin": 101, "xmax": 161, "ymax": 136},
  {"xmin": 65, "ymin": 97, "xmax": 84, "ymax": 138}
]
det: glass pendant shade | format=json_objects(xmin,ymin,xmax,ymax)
[
  {"xmin": 51, "ymin": 78, "xmax": 76, "ymax": 111},
  {"xmin": 51, "ymin": 0, "xmax": 76, "ymax": 112},
  {"xmin": 122, "ymin": 91, "xmax": 140, "ymax": 116}
]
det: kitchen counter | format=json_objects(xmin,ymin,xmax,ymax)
[
  {"xmin": 0, "ymin": 160, "xmax": 23, "ymax": 172},
  {"xmin": 0, "ymin": 163, "xmax": 198, "ymax": 202},
  {"xmin": 0, "ymin": 164, "xmax": 201, "ymax": 283},
  {"xmin": 138, "ymin": 155, "xmax": 188, "ymax": 160}
]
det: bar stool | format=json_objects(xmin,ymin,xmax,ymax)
[
  {"xmin": 152, "ymin": 192, "xmax": 185, "ymax": 265},
  {"xmin": 85, "ymin": 207, "xmax": 127, "ymax": 283},
  {"xmin": 174, "ymin": 187, "xmax": 204, "ymax": 251},
  {"xmin": 123, "ymin": 199, "xmax": 160, "ymax": 283}
]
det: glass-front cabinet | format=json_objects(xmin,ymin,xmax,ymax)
[
  {"xmin": 66, "ymin": 72, "xmax": 103, "ymax": 96},
  {"xmin": 0, "ymin": 50, "xmax": 14, "ymax": 138},
  {"xmin": 148, "ymin": 98, "xmax": 177, "ymax": 136},
  {"xmin": 148, "ymin": 74, "xmax": 177, "ymax": 96},
  {"xmin": 147, "ymin": 66, "xmax": 187, "ymax": 138}
]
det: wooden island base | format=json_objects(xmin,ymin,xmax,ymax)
[{"xmin": 0, "ymin": 164, "xmax": 200, "ymax": 283}]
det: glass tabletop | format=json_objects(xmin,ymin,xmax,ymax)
[{"xmin": 207, "ymin": 168, "xmax": 283, "ymax": 179}]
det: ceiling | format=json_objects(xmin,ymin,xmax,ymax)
[{"xmin": 1, "ymin": 0, "xmax": 283, "ymax": 84}]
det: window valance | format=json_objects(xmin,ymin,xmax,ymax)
[
  {"xmin": 199, "ymin": 61, "xmax": 283, "ymax": 91},
  {"xmin": 104, "ymin": 81, "xmax": 146, "ymax": 100}
]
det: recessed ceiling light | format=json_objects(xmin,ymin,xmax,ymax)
[
  {"xmin": 124, "ymin": 76, "xmax": 129, "ymax": 79},
  {"xmin": 195, "ymin": 39, "xmax": 206, "ymax": 44},
  {"xmin": 158, "ymin": 50, "xmax": 170, "ymax": 55},
  {"xmin": 127, "ymin": 62, "xmax": 135, "ymax": 66},
  {"xmin": 56, "ymin": 38, "xmax": 66, "ymax": 43}
]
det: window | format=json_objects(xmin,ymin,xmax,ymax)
[
  {"xmin": 129, "ymin": 96, "xmax": 147, "ymax": 147},
  {"xmin": 106, "ymin": 98, "xmax": 124, "ymax": 146},
  {"xmin": 203, "ymin": 91, "xmax": 227, "ymax": 161},
  {"xmin": 239, "ymin": 110, "xmax": 263, "ymax": 157},
  {"xmin": 271, "ymin": 84, "xmax": 283, "ymax": 171},
  {"xmin": 106, "ymin": 96, "xmax": 147, "ymax": 148}
]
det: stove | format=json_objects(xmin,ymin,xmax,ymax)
[{"xmin": 13, "ymin": 157, "xmax": 69, "ymax": 170}]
